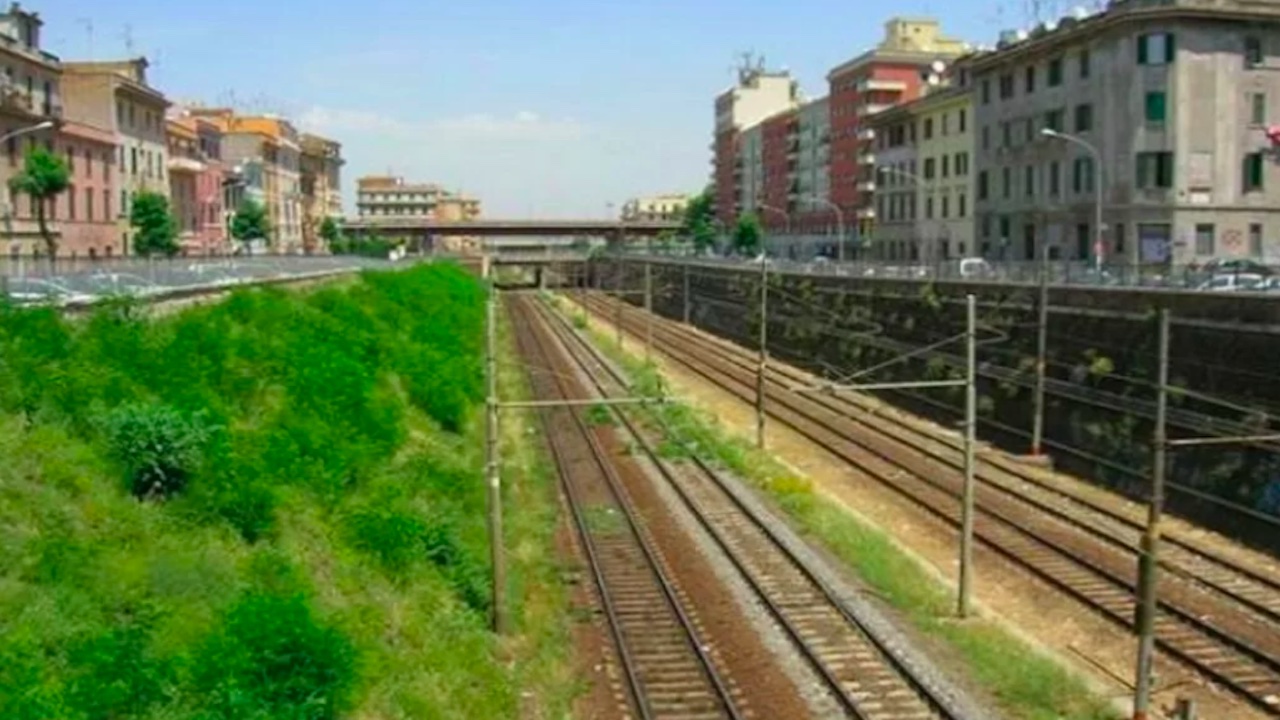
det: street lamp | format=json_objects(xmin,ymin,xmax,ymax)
[
  {"xmin": 803, "ymin": 194, "xmax": 846, "ymax": 263},
  {"xmin": 1040, "ymin": 128, "xmax": 1104, "ymax": 273}
]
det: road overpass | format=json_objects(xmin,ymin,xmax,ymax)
[{"xmin": 343, "ymin": 217, "xmax": 679, "ymax": 238}]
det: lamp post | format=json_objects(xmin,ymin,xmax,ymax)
[
  {"xmin": 803, "ymin": 195, "xmax": 846, "ymax": 263},
  {"xmin": 1040, "ymin": 128, "xmax": 1104, "ymax": 273},
  {"xmin": 752, "ymin": 202, "xmax": 788, "ymax": 450}
]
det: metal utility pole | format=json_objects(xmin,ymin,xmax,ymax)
[
  {"xmin": 1031, "ymin": 241, "xmax": 1050, "ymax": 457},
  {"xmin": 958, "ymin": 294, "xmax": 978, "ymax": 618},
  {"xmin": 644, "ymin": 261, "xmax": 653, "ymax": 361},
  {"xmin": 756, "ymin": 248, "xmax": 768, "ymax": 449},
  {"xmin": 682, "ymin": 262, "xmax": 691, "ymax": 324},
  {"xmin": 1132, "ymin": 308, "xmax": 1169, "ymax": 720},
  {"xmin": 483, "ymin": 254, "xmax": 508, "ymax": 635},
  {"xmin": 613, "ymin": 262, "xmax": 623, "ymax": 348}
]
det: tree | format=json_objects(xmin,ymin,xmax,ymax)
[
  {"xmin": 230, "ymin": 199, "xmax": 271, "ymax": 250},
  {"xmin": 130, "ymin": 191, "xmax": 179, "ymax": 257},
  {"xmin": 680, "ymin": 188, "xmax": 717, "ymax": 252},
  {"xmin": 318, "ymin": 216, "xmax": 341, "ymax": 249},
  {"xmin": 733, "ymin": 212, "xmax": 763, "ymax": 256},
  {"xmin": 8, "ymin": 147, "xmax": 70, "ymax": 261}
]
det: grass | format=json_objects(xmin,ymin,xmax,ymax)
[
  {"xmin": 560, "ymin": 296, "xmax": 1120, "ymax": 720},
  {"xmin": 0, "ymin": 265, "xmax": 577, "ymax": 720}
]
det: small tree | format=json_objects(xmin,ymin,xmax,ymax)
[
  {"xmin": 9, "ymin": 147, "xmax": 70, "ymax": 261},
  {"xmin": 680, "ymin": 188, "xmax": 716, "ymax": 252},
  {"xmin": 130, "ymin": 191, "xmax": 179, "ymax": 257},
  {"xmin": 318, "ymin": 216, "xmax": 341, "ymax": 250},
  {"xmin": 733, "ymin": 212, "xmax": 762, "ymax": 256},
  {"xmin": 231, "ymin": 199, "xmax": 271, "ymax": 251}
]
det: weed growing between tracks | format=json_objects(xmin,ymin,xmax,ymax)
[
  {"xmin": 0, "ymin": 265, "xmax": 575, "ymax": 719},
  {"xmin": 569, "ymin": 305, "xmax": 1119, "ymax": 720}
]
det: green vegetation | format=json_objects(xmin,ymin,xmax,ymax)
[
  {"xmin": 733, "ymin": 212, "xmax": 763, "ymax": 255},
  {"xmin": 680, "ymin": 188, "xmax": 717, "ymax": 251},
  {"xmin": 9, "ymin": 146, "xmax": 70, "ymax": 260},
  {"xmin": 570, "ymin": 303, "xmax": 1119, "ymax": 720},
  {"xmin": 330, "ymin": 233, "xmax": 401, "ymax": 258},
  {"xmin": 230, "ymin": 198, "xmax": 272, "ymax": 249},
  {"xmin": 130, "ymin": 190, "xmax": 180, "ymax": 257},
  {"xmin": 0, "ymin": 265, "xmax": 575, "ymax": 719},
  {"xmin": 319, "ymin": 216, "xmax": 342, "ymax": 250}
]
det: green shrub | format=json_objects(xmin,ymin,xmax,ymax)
[
  {"xmin": 192, "ymin": 590, "xmax": 357, "ymax": 720},
  {"xmin": 64, "ymin": 613, "xmax": 175, "ymax": 718},
  {"xmin": 102, "ymin": 403, "xmax": 217, "ymax": 500}
]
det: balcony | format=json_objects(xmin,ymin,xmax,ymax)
[
  {"xmin": 857, "ymin": 78, "xmax": 907, "ymax": 93},
  {"xmin": 859, "ymin": 103, "xmax": 893, "ymax": 116},
  {"xmin": 857, "ymin": 180, "xmax": 877, "ymax": 192},
  {"xmin": 857, "ymin": 127, "xmax": 876, "ymax": 142}
]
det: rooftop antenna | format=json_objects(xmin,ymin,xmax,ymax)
[{"xmin": 75, "ymin": 18, "xmax": 92, "ymax": 60}]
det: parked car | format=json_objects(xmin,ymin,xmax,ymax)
[
  {"xmin": 1202, "ymin": 258, "xmax": 1272, "ymax": 276},
  {"xmin": 1197, "ymin": 273, "xmax": 1265, "ymax": 292},
  {"xmin": 4, "ymin": 277, "xmax": 96, "ymax": 306}
]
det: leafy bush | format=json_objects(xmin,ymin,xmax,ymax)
[
  {"xmin": 192, "ymin": 590, "xmax": 357, "ymax": 720},
  {"xmin": 103, "ymin": 403, "xmax": 217, "ymax": 500}
]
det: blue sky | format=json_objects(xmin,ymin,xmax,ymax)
[{"xmin": 36, "ymin": 0, "xmax": 1049, "ymax": 216}]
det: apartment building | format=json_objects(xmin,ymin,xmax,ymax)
[
  {"xmin": 299, "ymin": 133, "xmax": 343, "ymax": 252},
  {"xmin": 972, "ymin": 0, "xmax": 1280, "ymax": 264},
  {"xmin": 793, "ymin": 97, "xmax": 831, "ymax": 234},
  {"xmin": 713, "ymin": 62, "xmax": 799, "ymax": 227},
  {"xmin": 621, "ymin": 193, "xmax": 690, "ymax": 222},
  {"xmin": 867, "ymin": 83, "xmax": 975, "ymax": 261},
  {"xmin": 165, "ymin": 117, "xmax": 226, "ymax": 255},
  {"xmin": 55, "ymin": 120, "xmax": 118, "ymax": 258},
  {"xmin": 828, "ymin": 19, "xmax": 969, "ymax": 239},
  {"xmin": 0, "ymin": 1, "xmax": 64, "ymax": 257},
  {"xmin": 223, "ymin": 157, "xmax": 266, "ymax": 250},
  {"xmin": 63, "ymin": 58, "xmax": 169, "ymax": 255},
  {"xmin": 356, "ymin": 175, "xmax": 479, "ymax": 219}
]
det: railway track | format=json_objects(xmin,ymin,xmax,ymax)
[
  {"xmin": 515, "ymin": 293, "xmax": 979, "ymax": 719},
  {"xmin": 575, "ymin": 290, "xmax": 1280, "ymax": 714},
  {"xmin": 509, "ymin": 295, "xmax": 741, "ymax": 720}
]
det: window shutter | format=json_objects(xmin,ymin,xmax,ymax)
[
  {"xmin": 1137, "ymin": 35, "xmax": 1149, "ymax": 64},
  {"xmin": 1165, "ymin": 33, "xmax": 1176, "ymax": 63}
]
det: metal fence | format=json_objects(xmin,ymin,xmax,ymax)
[
  {"xmin": 0, "ymin": 254, "xmax": 418, "ymax": 307},
  {"xmin": 618, "ymin": 249, "xmax": 1280, "ymax": 293}
]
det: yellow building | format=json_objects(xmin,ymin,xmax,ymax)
[{"xmin": 622, "ymin": 193, "xmax": 691, "ymax": 222}]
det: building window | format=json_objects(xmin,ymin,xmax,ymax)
[
  {"xmin": 1045, "ymin": 108, "xmax": 1064, "ymax": 132},
  {"xmin": 1073, "ymin": 156, "xmax": 1097, "ymax": 192},
  {"xmin": 942, "ymin": 154, "xmax": 950, "ymax": 178},
  {"xmin": 999, "ymin": 73, "xmax": 1014, "ymax": 99},
  {"xmin": 1048, "ymin": 57, "xmax": 1063, "ymax": 86},
  {"xmin": 116, "ymin": 102, "xmax": 124, "ymax": 127},
  {"xmin": 121, "ymin": 189, "xmax": 128, "ymax": 216},
  {"xmin": 982, "ymin": 79, "xmax": 991, "ymax": 104},
  {"xmin": 978, "ymin": 170, "xmax": 989, "ymax": 199},
  {"xmin": 1137, "ymin": 32, "xmax": 1175, "ymax": 65},
  {"xmin": 83, "ymin": 148, "xmax": 92, "ymax": 176},
  {"xmin": 1024, "ymin": 117, "xmax": 1035, "ymax": 142},
  {"xmin": 1194, "ymin": 224, "xmax": 1215, "ymax": 255},
  {"xmin": 924, "ymin": 117, "xmax": 933, "ymax": 139},
  {"xmin": 1074, "ymin": 103, "xmax": 1093, "ymax": 132},
  {"xmin": 1024, "ymin": 165, "xmax": 1035, "ymax": 197},
  {"xmin": 925, "ymin": 196, "xmax": 933, "ymax": 219},
  {"xmin": 85, "ymin": 187, "xmax": 93, "ymax": 221},
  {"xmin": 1249, "ymin": 223, "xmax": 1263, "ymax": 256},
  {"xmin": 1245, "ymin": 36, "xmax": 1264, "ymax": 67},
  {"xmin": 959, "ymin": 108, "xmax": 967, "ymax": 133},
  {"xmin": 1001, "ymin": 121, "xmax": 1012, "ymax": 147},
  {"xmin": 104, "ymin": 189, "xmax": 110, "ymax": 219},
  {"xmin": 958, "ymin": 193, "xmax": 967, "ymax": 218},
  {"xmin": 924, "ymin": 157, "xmax": 936, "ymax": 179},
  {"xmin": 955, "ymin": 151, "xmax": 969, "ymax": 175},
  {"xmin": 67, "ymin": 183, "xmax": 75, "ymax": 219},
  {"xmin": 981, "ymin": 214, "xmax": 991, "ymax": 238},
  {"xmin": 1077, "ymin": 223, "xmax": 1090, "ymax": 259},
  {"xmin": 1136, "ymin": 151, "xmax": 1174, "ymax": 189},
  {"xmin": 1114, "ymin": 222, "xmax": 1126, "ymax": 255},
  {"xmin": 942, "ymin": 195, "xmax": 950, "ymax": 218},
  {"xmin": 1002, "ymin": 166, "xmax": 1011, "ymax": 198},
  {"xmin": 1251, "ymin": 93, "xmax": 1267, "ymax": 125},
  {"xmin": 999, "ymin": 215, "xmax": 1011, "ymax": 243},
  {"xmin": 982, "ymin": 125, "xmax": 990, "ymax": 149},
  {"xmin": 942, "ymin": 113, "xmax": 950, "ymax": 136},
  {"xmin": 65, "ymin": 146, "xmax": 73, "ymax": 172},
  {"xmin": 1049, "ymin": 161, "xmax": 1061, "ymax": 195},
  {"xmin": 1080, "ymin": 49, "xmax": 1091, "ymax": 78},
  {"xmin": 1244, "ymin": 152, "xmax": 1265, "ymax": 191},
  {"xmin": 130, "ymin": 147, "xmax": 137, "ymax": 175},
  {"xmin": 127, "ymin": 103, "xmax": 135, "ymax": 127},
  {"xmin": 1145, "ymin": 92, "xmax": 1167, "ymax": 123}
]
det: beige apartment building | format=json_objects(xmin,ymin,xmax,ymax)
[
  {"xmin": 972, "ymin": 0, "xmax": 1280, "ymax": 264},
  {"xmin": 868, "ymin": 84, "xmax": 974, "ymax": 261},
  {"xmin": 62, "ymin": 58, "xmax": 169, "ymax": 255},
  {"xmin": 356, "ymin": 176, "xmax": 479, "ymax": 219},
  {"xmin": 621, "ymin": 193, "xmax": 691, "ymax": 222},
  {"xmin": 300, "ymin": 133, "xmax": 343, "ymax": 252}
]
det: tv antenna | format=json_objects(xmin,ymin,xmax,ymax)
[
  {"xmin": 121, "ymin": 23, "xmax": 135, "ymax": 55},
  {"xmin": 75, "ymin": 18, "xmax": 93, "ymax": 59}
]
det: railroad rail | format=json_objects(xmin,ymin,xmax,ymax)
[
  {"xmin": 530, "ymin": 295, "xmax": 979, "ymax": 720},
  {"xmin": 575, "ymin": 290, "xmax": 1280, "ymax": 715},
  {"xmin": 509, "ymin": 295, "xmax": 741, "ymax": 720}
]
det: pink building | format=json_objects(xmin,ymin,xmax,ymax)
[
  {"xmin": 54, "ymin": 119, "xmax": 120, "ymax": 259},
  {"xmin": 166, "ymin": 116, "xmax": 226, "ymax": 255}
]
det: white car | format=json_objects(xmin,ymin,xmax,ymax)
[
  {"xmin": 1197, "ymin": 273, "xmax": 1264, "ymax": 292},
  {"xmin": 4, "ymin": 277, "xmax": 96, "ymax": 306}
]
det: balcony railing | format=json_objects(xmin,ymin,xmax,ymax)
[{"xmin": 857, "ymin": 78, "xmax": 907, "ymax": 93}]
